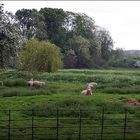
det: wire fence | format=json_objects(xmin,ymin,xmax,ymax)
[{"xmin": 0, "ymin": 109, "xmax": 140, "ymax": 140}]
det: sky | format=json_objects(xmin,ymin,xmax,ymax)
[{"xmin": 1, "ymin": 1, "xmax": 140, "ymax": 50}]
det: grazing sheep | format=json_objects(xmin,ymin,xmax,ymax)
[{"xmin": 27, "ymin": 79, "xmax": 45, "ymax": 87}]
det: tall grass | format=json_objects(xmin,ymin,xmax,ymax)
[
  {"xmin": 0, "ymin": 87, "xmax": 48, "ymax": 97},
  {"xmin": 3, "ymin": 79, "xmax": 27, "ymax": 87},
  {"xmin": 1, "ymin": 69, "xmax": 140, "ymax": 94},
  {"xmin": 0, "ymin": 68, "xmax": 140, "ymax": 140}
]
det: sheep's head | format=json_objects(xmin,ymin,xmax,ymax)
[
  {"xmin": 86, "ymin": 87, "xmax": 92, "ymax": 95},
  {"xmin": 88, "ymin": 82, "xmax": 97, "ymax": 85},
  {"xmin": 87, "ymin": 82, "xmax": 97, "ymax": 86}
]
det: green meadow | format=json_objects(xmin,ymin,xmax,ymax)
[{"xmin": 0, "ymin": 69, "xmax": 140, "ymax": 140}]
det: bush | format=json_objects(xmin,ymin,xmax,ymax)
[
  {"xmin": 18, "ymin": 39, "xmax": 62, "ymax": 72},
  {"xmin": 1, "ymin": 88, "xmax": 48, "ymax": 97},
  {"xmin": 3, "ymin": 79, "xmax": 27, "ymax": 87}
]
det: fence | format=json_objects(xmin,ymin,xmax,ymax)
[{"xmin": 0, "ymin": 109, "xmax": 139, "ymax": 140}]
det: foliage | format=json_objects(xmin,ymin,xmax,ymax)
[
  {"xmin": 3, "ymin": 78, "xmax": 27, "ymax": 87},
  {"xmin": 108, "ymin": 48, "xmax": 140, "ymax": 68},
  {"xmin": 0, "ymin": 69, "xmax": 140, "ymax": 140},
  {"xmin": 0, "ymin": 4, "xmax": 22, "ymax": 68},
  {"xmin": 18, "ymin": 39, "xmax": 62, "ymax": 72},
  {"xmin": 2, "ymin": 5, "xmax": 135, "ymax": 69},
  {"xmin": 15, "ymin": 8, "xmax": 47, "ymax": 40},
  {"xmin": 0, "ymin": 87, "xmax": 48, "ymax": 97},
  {"xmin": 64, "ymin": 36, "xmax": 93, "ymax": 68},
  {"xmin": 2, "ymin": 5, "xmax": 133, "ymax": 69},
  {"xmin": 96, "ymin": 27, "xmax": 114, "ymax": 61},
  {"xmin": 15, "ymin": 7, "xmax": 116, "ymax": 68},
  {"xmin": 1, "ymin": 68, "xmax": 140, "ymax": 94},
  {"xmin": 39, "ymin": 8, "xmax": 67, "ymax": 44}
]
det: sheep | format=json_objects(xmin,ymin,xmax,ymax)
[
  {"xmin": 39, "ymin": 81, "xmax": 45, "ymax": 86},
  {"xmin": 81, "ymin": 82, "xmax": 97, "ymax": 96},
  {"xmin": 27, "ymin": 78, "xmax": 34, "ymax": 87},
  {"xmin": 33, "ymin": 80, "xmax": 45, "ymax": 86},
  {"xmin": 87, "ymin": 82, "xmax": 97, "ymax": 88},
  {"xmin": 27, "ymin": 79, "xmax": 45, "ymax": 87},
  {"xmin": 81, "ymin": 86, "xmax": 92, "ymax": 96}
]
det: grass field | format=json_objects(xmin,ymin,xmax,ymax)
[{"xmin": 0, "ymin": 69, "xmax": 140, "ymax": 140}]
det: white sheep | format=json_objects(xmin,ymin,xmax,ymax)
[
  {"xmin": 27, "ymin": 79, "xmax": 45, "ymax": 87},
  {"xmin": 27, "ymin": 78, "xmax": 34, "ymax": 87},
  {"xmin": 33, "ymin": 80, "xmax": 45, "ymax": 86},
  {"xmin": 81, "ymin": 82, "xmax": 97, "ymax": 96},
  {"xmin": 81, "ymin": 86, "xmax": 92, "ymax": 95},
  {"xmin": 87, "ymin": 82, "xmax": 97, "ymax": 88}
]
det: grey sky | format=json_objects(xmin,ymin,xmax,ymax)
[{"xmin": 2, "ymin": 1, "xmax": 140, "ymax": 50}]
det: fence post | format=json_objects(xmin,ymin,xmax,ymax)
[
  {"xmin": 8, "ymin": 109, "xmax": 11, "ymax": 140},
  {"xmin": 32, "ymin": 109, "xmax": 34, "ymax": 140},
  {"xmin": 123, "ymin": 109, "xmax": 127, "ymax": 140},
  {"xmin": 101, "ymin": 108, "xmax": 105, "ymax": 140},
  {"xmin": 79, "ymin": 109, "xmax": 82, "ymax": 140},
  {"xmin": 56, "ymin": 109, "xmax": 59, "ymax": 140}
]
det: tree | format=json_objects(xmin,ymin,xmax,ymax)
[
  {"xmin": 15, "ymin": 8, "xmax": 47, "ymax": 40},
  {"xmin": 63, "ymin": 49, "xmax": 77, "ymax": 68},
  {"xmin": 96, "ymin": 27, "xmax": 114, "ymax": 61},
  {"xmin": 15, "ymin": 7, "xmax": 116, "ymax": 68},
  {"xmin": 39, "ymin": 8, "xmax": 67, "ymax": 44},
  {"xmin": 18, "ymin": 39, "xmax": 62, "ymax": 72},
  {"xmin": 0, "ymin": 4, "xmax": 22, "ymax": 68},
  {"xmin": 65, "ymin": 36, "xmax": 92, "ymax": 68}
]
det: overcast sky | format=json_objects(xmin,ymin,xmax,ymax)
[{"xmin": 2, "ymin": 1, "xmax": 140, "ymax": 50}]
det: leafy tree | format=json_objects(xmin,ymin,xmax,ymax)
[
  {"xmin": 111, "ymin": 48, "xmax": 124, "ymax": 60},
  {"xmin": 15, "ymin": 8, "xmax": 47, "ymax": 40},
  {"xmin": 0, "ymin": 4, "xmax": 22, "ymax": 68},
  {"xmin": 39, "ymin": 8, "xmax": 67, "ymax": 46},
  {"xmin": 63, "ymin": 49, "xmax": 77, "ymax": 68},
  {"xmin": 65, "ymin": 36, "xmax": 92, "ymax": 68},
  {"xmin": 64, "ymin": 13, "xmax": 102, "ymax": 67},
  {"xmin": 96, "ymin": 27, "xmax": 114, "ymax": 61},
  {"xmin": 89, "ymin": 31, "xmax": 101, "ymax": 60},
  {"xmin": 18, "ymin": 39, "xmax": 62, "ymax": 72},
  {"xmin": 15, "ymin": 7, "xmax": 115, "ymax": 68},
  {"xmin": 74, "ymin": 13, "xmax": 95, "ymax": 39}
]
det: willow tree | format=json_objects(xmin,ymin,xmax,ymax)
[{"xmin": 18, "ymin": 39, "xmax": 62, "ymax": 72}]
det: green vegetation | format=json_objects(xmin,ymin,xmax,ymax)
[
  {"xmin": 0, "ymin": 69, "xmax": 140, "ymax": 139},
  {"xmin": 0, "ymin": 4, "xmax": 21, "ymax": 68},
  {"xmin": 1, "ymin": 3, "xmax": 139, "ymax": 70},
  {"xmin": 18, "ymin": 39, "xmax": 62, "ymax": 72},
  {"xmin": 1, "ymin": 3, "xmax": 127, "ymax": 70},
  {"xmin": 0, "ymin": 3, "xmax": 140, "ymax": 140}
]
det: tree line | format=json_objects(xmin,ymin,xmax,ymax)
[{"xmin": 0, "ymin": 4, "xmax": 128, "ymax": 72}]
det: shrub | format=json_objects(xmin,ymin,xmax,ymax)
[
  {"xmin": 1, "ymin": 88, "xmax": 48, "ymax": 97},
  {"xmin": 18, "ymin": 39, "xmax": 62, "ymax": 72},
  {"xmin": 3, "ymin": 79, "xmax": 27, "ymax": 87}
]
